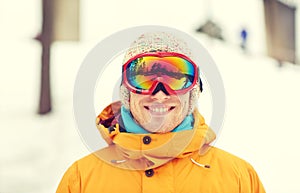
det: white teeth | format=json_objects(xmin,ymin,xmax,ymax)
[{"xmin": 150, "ymin": 107, "xmax": 168, "ymax": 112}]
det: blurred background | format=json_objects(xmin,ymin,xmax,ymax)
[{"xmin": 1, "ymin": 0, "xmax": 300, "ymax": 192}]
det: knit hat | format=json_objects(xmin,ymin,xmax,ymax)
[{"xmin": 120, "ymin": 32, "xmax": 202, "ymax": 115}]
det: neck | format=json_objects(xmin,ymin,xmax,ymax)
[{"xmin": 120, "ymin": 106, "xmax": 194, "ymax": 134}]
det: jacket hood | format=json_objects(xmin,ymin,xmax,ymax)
[{"xmin": 95, "ymin": 101, "xmax": 216, "ymax": 170}]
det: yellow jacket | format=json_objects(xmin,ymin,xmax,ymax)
[{"xmin": 56, "ymin": 102, "xmax": 265, "ymax": 193}]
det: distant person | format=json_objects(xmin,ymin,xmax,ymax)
[
  {"xmin": 56, "ymin": 31, "xmax": 265, "ymax": 193},
  {"xmin": 240, "ymin": 28, "xmax": 248, "ymax": 51}
]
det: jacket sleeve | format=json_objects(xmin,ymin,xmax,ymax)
[
  {"xmin": 56, "ymin": 162, "xmax": 81, "ymax": 193},
  {"xmin": 240, "ymin": 162, "xmax": 266, "ymax": 193}
]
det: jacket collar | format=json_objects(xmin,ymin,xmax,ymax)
[{"xmin": 95, "ymin": 101, "xmax": 216, "ymax": 170}]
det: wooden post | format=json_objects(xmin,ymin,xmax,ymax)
[{"xmin": 263, "ymin": 0, "xmax": 297, "ymax": 64}]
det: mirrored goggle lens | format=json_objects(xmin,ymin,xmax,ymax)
[{"xmin": 125, "ymin": 56, "xmax": 196, "ymax": 91}]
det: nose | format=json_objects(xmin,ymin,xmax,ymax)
[
  {"xmin": 151, "ymin": 82, "xmax": 170, "ymax": 96},
  {"xmin": 150, "ymin": 91, "xmax": 170, "ymax": 102}
]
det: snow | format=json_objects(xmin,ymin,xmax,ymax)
[{"xmin": 1, "ymin": 0, "xmax": 300, "ymax": 192}]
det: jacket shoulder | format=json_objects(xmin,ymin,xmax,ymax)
[
  {"xmin": 209, "ymin": 147, "xmax": 249, "ymax": 163},
  {"xmin": 205, "ymin": 147, "xmax": 266, "ymax": 192},
  {"xmin": 206, "ymin": 147, "xmax": 257, "ymax": 174},
  {"xmin": 56, "ymin": 153, "xmax": 105, "ymax": 193},
  {"xmin": 76, "ymin": 153, "xmax": 103, "ymax": 169}
]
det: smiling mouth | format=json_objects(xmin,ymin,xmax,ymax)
[{"xmin": 144, "ymin": 106, "xmax": 176, "ymax": 114}]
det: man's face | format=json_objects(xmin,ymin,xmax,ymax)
[{"xmin": 129, "ymin": 90, "xmax": 191, "ymax": 133}]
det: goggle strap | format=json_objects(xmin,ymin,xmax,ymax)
[{"xmin": 198, "ymin": 76, "xmax": 203, "ymax": 92}]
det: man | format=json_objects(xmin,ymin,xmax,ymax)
[{"xmin": 56, "ymin": 32, "xmax": 265, "ymax": 193}]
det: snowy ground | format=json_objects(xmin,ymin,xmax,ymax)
[{"xmin": 1, "ymin": 0, "xmax": 300, "ymax": 192}]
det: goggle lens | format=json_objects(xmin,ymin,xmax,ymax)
[{"xmin": 124, "ymin": 56, "xmax": 196, "ymax": 93}]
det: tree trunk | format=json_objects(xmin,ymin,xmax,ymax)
[{"xmin": 38, "ymin": 0, "xmax": 53, "ymax": 114}]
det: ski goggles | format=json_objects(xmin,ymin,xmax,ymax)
[{"xmin": 122, "ymin": 52, "xmax": 199, "ymax": 95}]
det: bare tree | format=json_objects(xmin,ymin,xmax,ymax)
[{"xmin": 36, "ymin": 0, "xmax": 53, "ymax": 114}]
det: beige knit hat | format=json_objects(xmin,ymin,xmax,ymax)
[{"xmin": 120, "ymin": 32, "xmax": 202, "ymax": 114}]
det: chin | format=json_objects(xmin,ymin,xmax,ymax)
[{"xmin": 146, "ymin": 121, "xmax": 177, "ymax": 133}]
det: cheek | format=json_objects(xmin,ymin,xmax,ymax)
[
  {"xmin": 130, "ymin": 95, "xmax": 142, "ymax": 109},
  {"xmin": 130, "ymin": 99, "xmax": 139, "ymax": 115},
  {"xmin": 178, "ymin": 95, "xmax": 190, "ymax": 113},
  {"xmin": 129, "ymin": 95, "xmax": 147, "ymax": 121},
  {"xmin": 175, "ymin": 101, "xmax": 188, "ymax": 120}
]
